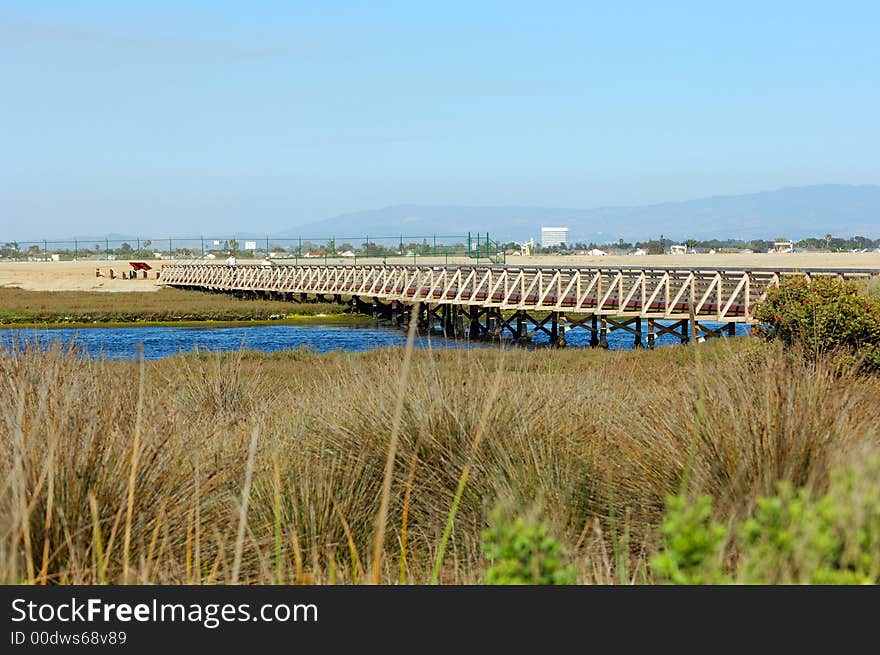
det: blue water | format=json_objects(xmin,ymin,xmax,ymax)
[{"xmin": 0, "ymin": 321, "xmax": 752, "ymax": 360}]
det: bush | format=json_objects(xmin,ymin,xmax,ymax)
[
  {"xmin": 482, "ymin": 509, "xmax": 575, "ymax": 585},
  {"xmin": 738, "ymin": 482, "xmax": 836, "ymax": 584},
  {"xmin": 753, "ymin": 277, "xmax": 880, "ymax": 372},
  {"xmin": 650, "ymin": 495, "xmax": 729, "ymax": 584},
  {"xmin": 739, "ymin": 460, "xmax": 880, "ymax": 584},
  {"xmin": 653, "ymin": 459, "xmax": 880, "ymax": 584}
]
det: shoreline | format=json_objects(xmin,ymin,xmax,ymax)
[{"xmin": 0, "ymin": 313, "xmax": 375, "ymax": 330}]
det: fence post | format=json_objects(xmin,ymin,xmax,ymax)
[
  {"xmin": 200, "ymin": 237, "xmax": 205, "ymax": 257},
  {"xmin": 105, "ymin": 238, "xmax": 109, "ymax": 260},
  {"xmin": 74, "ymin": 239, "xmax": 78, "ymax": 260}
]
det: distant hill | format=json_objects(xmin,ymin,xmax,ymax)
[{"xmin": 281, "ymin": 184, "xmax": 880, "ymax": 243}]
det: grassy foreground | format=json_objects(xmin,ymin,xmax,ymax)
[
  {"xmin": 2, "ymin": 337, "xmax": 878, "ymax": 584},
  {"xmin": 0, "ymin": 287, "xmax": 355, "ymax": 326}
]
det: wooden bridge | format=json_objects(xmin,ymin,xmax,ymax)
[{"xmin": 160, "ymin": 263, "xmax": 879, "ymax": 347}]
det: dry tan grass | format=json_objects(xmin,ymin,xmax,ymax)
[{"xmin": 1, "ymin": 338, "xmax": 878, "ymax": 584}]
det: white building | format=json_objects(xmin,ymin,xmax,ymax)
[{"xmin": 540, "ymin": 226, "xmax": 569, "ymax": 248}]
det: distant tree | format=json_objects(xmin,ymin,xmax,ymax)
[
  {"xmin": 119, "ymin": 242, "xmax": 133, "ymax": 254},
  {"xmin": 229, "ymin": 239, "xmax": 239, "ymax": 252}
]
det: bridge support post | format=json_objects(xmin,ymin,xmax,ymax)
[
  {"xmin": 516, "ymin": 311, "xmax": 528, "ymax": 343},
  {"xmin": 300, "ymin": 292, "xmax": 308, "ymax": 303},
  {"xmin": 647, "ymin": 321, "xmax": 655, "ymax": 349},
  {"xmin": 680, "ymin": 320, "xmax": 689, "ymax": 345},
  {"xmin": 633, "ymin": 317, "xmax": 643, "ymax": 349},
  {"xmin": 590, "ymin": 315, "xmax": 599, "ymax": 348},
  {"xmin": 598, "ymin": 317, "xmax": 609, "ymax": 349},
  {"xmin": 727, "ymin": 322, "xmax": 736, "ymax": 337},
  {"xmin": 350, "ymin": 295, "xmax": 374, "ymax": 316},
  {"xmin": 469, "ymin": 308, "xmax": 481, "ymax": 339},
  {"xmin": 556, "ymin": 313, "xmax": 567, "ymax": 348},
  {"xmin": 391, "ymin": 300, "xmax": 400, "ymax": 328}
]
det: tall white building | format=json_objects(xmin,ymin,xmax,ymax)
[{"xmin": 540, "ymin": 226, "xmax": 569, "ymax": 248}]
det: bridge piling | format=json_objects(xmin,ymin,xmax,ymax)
[
  {"xmin": 598, "ymin": 318, "xmax": 609, "ymax": 349},
  {"xmin": 516, "ymin": 311, "xmax": 529, "ymax": 343}
]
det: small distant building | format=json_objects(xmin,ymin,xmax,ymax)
[
  {"xmin": 586, "ymin": 248, "xmax": 607, "ymax": 257},
  {"xmin": 631, "ymin": 248, "xmax": 647, "ymax": 256},
  {"xmin": 773, "ymin": 240, "xmax": 794, "ymax": 253},
  {"xmin": 540, "ymin": 227, "xmax": 569, "ymax": 248},
  {"xmin": 669, "ymin": 244, "xmax": 688, "ymax": 255},
  {"xmin": 520, "ymin": 238, "xmax": 535, "ymax": 256}
]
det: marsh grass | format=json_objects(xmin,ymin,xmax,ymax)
[
  {"xmin": 0, "ymin": 287, "xmax": 348, "ymax": 325},
  {"xmin": 1, "ymin": 336, "xmax": 878, "ymax": 584}
]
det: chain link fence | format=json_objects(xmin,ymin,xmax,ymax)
[{"xmin": 0, "ymin": 233, "xmax": 506, "ymax": 265}]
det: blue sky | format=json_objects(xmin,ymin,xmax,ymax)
[{"xmin": 2, "ymin": 1, "xmax": 878, "ymax": 239}]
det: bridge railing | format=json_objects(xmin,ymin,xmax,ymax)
[{"xmin": 159, "ymin": 263, "xmax": 879, "ymax": 322}]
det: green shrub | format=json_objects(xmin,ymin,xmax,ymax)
[
  {"xmin": 738, "ymin": 482, "xmax": 836, "ymax": 583},
  {"xmin": 753, "ymin": 277, "xmax": 880, "ymax": 372},
  {"xmin": 738, "ymin": 459, "xmax": 880, "ymax": 584},
  {"xmin": 650, "ymin": 495, "xmax": 729, "ymax": 584},
  {"xmin": 482, "ymin": 509, "xmax": 575, "ymax": 585}
]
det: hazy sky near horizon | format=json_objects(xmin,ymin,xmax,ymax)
[{"xmin": 2, "ymin": 1, "xmax": 878, "ymax": 239}]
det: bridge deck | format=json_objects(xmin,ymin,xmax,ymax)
[{"xmin": 160, "ymin": 263, "xmax": 879, "ymax": 323}]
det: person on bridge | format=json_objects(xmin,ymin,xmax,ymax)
[{"xmin": 226, "ymin": 251, "xmax": 237, "ymax": 266}]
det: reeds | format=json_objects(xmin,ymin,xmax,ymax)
[{"xmin": 1, "ymin": 337, "xmax": 878, "ymax": 584}]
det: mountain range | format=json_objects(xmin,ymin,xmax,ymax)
[{"xmin": 280, "ymin": 184, "xmax": 880, "ymax": 243}]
